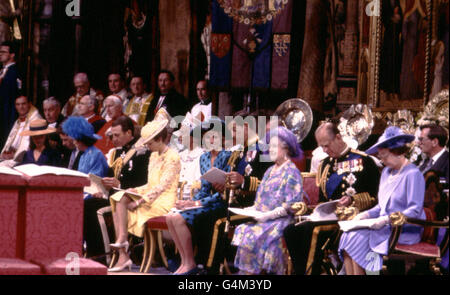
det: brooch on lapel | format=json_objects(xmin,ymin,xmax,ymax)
[{"xmin": 245, "ymin": 164, "xmax": 253, "ymax": 176}]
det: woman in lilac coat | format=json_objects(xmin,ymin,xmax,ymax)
[{"xmin": 339, "ymin": 126, "xmax": 426, "ymax": 274}]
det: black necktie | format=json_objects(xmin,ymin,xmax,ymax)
[
  {"xmin": 200, "ymin": 99, "xmax": 210, "ymax": 105},
  {"xmin": 72, "ymin": 151, "xmax": 84, "ymax": 171},
  {"xmin": 419, "ymin": 158, "xmax": 433, "ymax": 173}
]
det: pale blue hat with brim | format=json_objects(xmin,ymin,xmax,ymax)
[{"xmin": 365, "ymin": 126, "xmax": 415, "ymax": 155}]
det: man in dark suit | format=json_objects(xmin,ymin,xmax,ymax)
[
  {"xmin": 418, "ymin": 124, "xmax": 449, "ymax": 184},
  {"xmin": 0, "ymin": 41, "xmax": 21, "ymax": 149},
  {"xmin": 59, "ymin": 131, "xmax": 82, "ymax": 170},
  {"xmin": 144, "ymin": 70, "xmax": 190, "ymax": 122},
  {"xmin": 43, "ymin": 97, "xmax": 66, "ymax": 152}
]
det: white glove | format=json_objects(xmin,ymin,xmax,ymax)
[
  {"xmin": 254, "ymin": 207, "xmax": 287, "ymax": 223},
  {"xmin": 369, "ymin": 216, "xmax": 390, "ymax": 230},
  {"xmin": 352, "ymin": 211, "xmax": 369, "ymax": 221}
]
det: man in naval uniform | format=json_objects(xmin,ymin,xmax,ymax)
[
  {"xmin": 201, "ymin": 116, "xmax": 272, "ymax": 274},
  {"xmin": 283, "ymin": 122, "xmax": 380, "ymax": 275},
  {"xmin": 83, "ymin": 115, "xmax": 150, "ymax": 264}
]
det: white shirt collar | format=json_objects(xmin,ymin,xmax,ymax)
[
  {"xmin": 115, "ymin": 89, "xmax": 128, "ymax": 100},
  {"xmin": 85, "ymin": 114, "xmax": 95, "ymax": 121},
  {"xmin": 432, "ymin": 148, "xmax": 446, "ymax": 164},
  {"xmin": 2, "ymin": 62, "xmax": 15, "ymax": 69},
  {"xmin": 134, "ymin": 92, "xmax": 149, "ymax": 100}
]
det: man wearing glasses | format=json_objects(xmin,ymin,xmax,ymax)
[{"xmin": 417, "ymin": 124, "xmax": 449, "ymax": 184}]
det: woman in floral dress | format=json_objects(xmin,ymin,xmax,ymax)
[{"xmin": 231, "ymin": 127, "xmax": 303, "ymax": 275}]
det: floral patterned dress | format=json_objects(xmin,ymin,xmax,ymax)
[{"xmin": 231, "ymin": 160, "xmax": 303, "ymax": 274}]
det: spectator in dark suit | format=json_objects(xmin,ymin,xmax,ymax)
[
  {"xmin": 0, "ymin": 41, "xmax": 21, "ymax": 149},
  {"xmin": 43, "ymin": 97, "xmax": 65, "ymax": 151},
  {"xmin": 59, "ymin": 129, "xmax": 82, "ymax": 170},
  {"xmin": 417, "ymin": 124, "xmax": 449, "ymax": 184},
  {"xmin": 144, "ymin": 70, "xmax": 190, "ymax": 122}
]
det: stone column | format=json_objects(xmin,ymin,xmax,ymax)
[
  {"xmin": 159, "ymin": 0, "xmax": 191, "ymax": 98},
  {"xmin": 297, "ymin": 0, "xmax": 328, "ymax": 111},
  {"xmin": 340, "ymin": 0, "xmax": 359, "ymax": 76},
  {"xmin": 0, "ymin": 1, "xmax": 12, "ymax": 43}
]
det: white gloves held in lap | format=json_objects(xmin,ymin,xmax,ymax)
[
  {"xmin": 352, "ymin": 212, "xmax": 390, "ymax": 230},
  {"xmin": 369, "ymin": 216, "xmax": 390, "ymax": 230},
  {"xmin": 254, "ymin": 207, "xmax": 287, "ymax": 223},
  {"xmin": 353, "ymin": 211, "xmax": 369, "ymax": 221}
]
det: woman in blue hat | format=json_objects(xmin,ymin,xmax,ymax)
[
  {"xmin": 339, "ymin": 126, "xmax": 426, "ymax": 275},
  {"xmin": 62, "ymin": 116, "xmax": 108, "ymax": 178}
]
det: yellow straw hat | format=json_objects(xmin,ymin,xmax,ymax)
[
  {"xmin": 135, "ymin": 118, "xmax": 169, "ymax": 148},
  {"xmin": 154, "ymin": 108, "xmax": 172, "ymax": 122},
  {"xmin": 20, "ymin": 119, "xmax": 57, "ymax": 136}
]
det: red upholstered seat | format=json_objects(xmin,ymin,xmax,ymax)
[
  {"xmin": 0, "ymin": 258, "xmax": 42, "ymax": 275},
  {"xmin": 302, "ymin": 174, "xmax": 319, "ymax": 206},
  {"xmin": 393, "ymin": 208, "xmax": 442, "ymax": 259},
  {"xmin": 394, "ymin": 242, "xmax": 441, "ymax": 258},
  {"xmin": 147, "ymin": 216, "xmax": 168, "ymax": 230}
]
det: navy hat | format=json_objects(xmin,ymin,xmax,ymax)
[
  {"xmin": 365, "ymin": 126, "xmax": 415, "ymax": 154},
  {"xmin": 190, "ymin": 117, "xmax": 226, "ymax": 138}
]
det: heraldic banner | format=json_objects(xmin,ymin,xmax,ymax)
[{"xmin": 210, "ymin": 0, "xmax": 293, "ymax": 90}]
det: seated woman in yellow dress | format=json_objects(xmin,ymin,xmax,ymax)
[{"xmin": 108, "ymin": 118, "xmax": 181, "ymax": 272}]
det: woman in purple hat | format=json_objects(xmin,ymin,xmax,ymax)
[
  {"xmin": 339, "ymin": 126, "xmax": 426, "ymax": 275},
  {"xmin": 231, "ymin": 126, "xmax": 304, "ymax": 275}
]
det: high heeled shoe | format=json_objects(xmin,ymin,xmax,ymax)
[
  {"xmin": 108, "ymin": 259, "xmax": 133, "ymax": 272},
  {"xmin": 109, "ymin": 241, "xmax": 129, "ymax": 251}
]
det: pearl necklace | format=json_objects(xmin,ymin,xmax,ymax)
[
  {"xmin": 387, "ymin": 160, "xmax": 409, "ymax": 183},
  {"xmin": 269, "ymin": 159, "xmax": 289, "ymax": 178}
]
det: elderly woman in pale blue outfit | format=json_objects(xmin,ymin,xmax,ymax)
[
  {"xmin": 231, "ymin": 127, "xmax": 303, "ymax": 275},
  {"xmin": 339, "ymin": 126, "xmax": 426, "ymax": 275}
]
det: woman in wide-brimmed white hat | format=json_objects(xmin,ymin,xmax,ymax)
[{"xmin": 18, "ymin": 119, "xmax": 61, "ymax": 166}]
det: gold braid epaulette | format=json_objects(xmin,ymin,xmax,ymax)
[
  {"xmin": 109, "ymin": 148, "xmax": 137, "ymax": 179},
  {"xmin": 350, "ymin": 149, "xmax": 368, "ymax": 157},
  {"xmin": 317, "ymin": 160, "xmax": 331, "ymax": 199},
  {"xmin": 248, "ymin": 176, "xmax": 260, "ymax": 192},
  {"xmin": 108, "ymin": 149, "xmax": 117, "ymax": 167},
  {"xmin": 227, "ymin": 151, "xmax": 241, "ymax": 171},
  {"xmin": 352, "ymin": 192, "xmax": 376, "ymax": 211}
]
